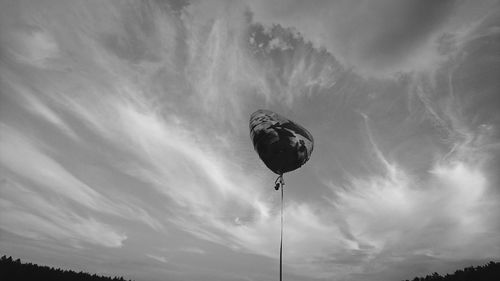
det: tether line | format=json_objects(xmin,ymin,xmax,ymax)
[
  {"xmin": 277, "ymin": 174, "xmax": 284, "ymax": 281},
  {"xmin": 280, "ymin": 183, "xmax": 283, "ymax": 281}
]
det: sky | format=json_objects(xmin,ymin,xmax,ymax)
[{"xmin": 1, "ymin": 0, "xmax": 500, "ymax": 281}]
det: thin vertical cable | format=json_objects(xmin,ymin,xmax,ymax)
[{"xmin": 279, "ymin": 175, "xmax": 284, "ymax": 281}]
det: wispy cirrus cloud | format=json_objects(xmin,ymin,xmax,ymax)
[
  {"xmin": 146, "ymin": 254, "xmax": 169, "ymax": 264},
  {"xmin": 247, "ymin": 0, "xmax": 497, "ymax": 78},
  {"xmin": 1, "ymin": 26, "xmax": 59, "ymax": 68},
  {"xmin": 1, "ymin": 1, "xmax": 499, "ymax": 281},
  {"xmin": 0, "ymin": 178, "xmax": 127, "ymax": 248},
  {"xmin": 325, "ymin": 159, "xmax": 500, "ymax": 280},
  {"xmin": 0, "ymin": 124, "xmax": 163, "ymax": 232}
]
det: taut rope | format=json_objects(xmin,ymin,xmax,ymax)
[{"xmin": 274, "ymin": 174, "xmax": 285, "ymax": 281}]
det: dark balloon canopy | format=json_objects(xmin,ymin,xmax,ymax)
[{"xmin": 249, "ymin": 109, "xmax": 314, "ymax": 175}]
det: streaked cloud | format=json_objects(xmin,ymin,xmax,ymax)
[
  {"xmin": 247, "ymin": 0, "xmax": 497, "ymax": 77},
  {"xmin": 146, "ymin": 254, "xmax": 169, "ymax": 264},
  {"xmin": 0, "ymin": 178, "xmax": 127, "ymax": 248},
  {"xmin": 0, "ymin": 123, "xmax": 162, "ymax": 230},
  {"xmin": 180, "ymin": 247, "xmax": 206, "ymax": 255},
  {"xmin": 2, "ymin": 26, "xmax": 60, "ymax": 68},
  {"xmin": 0, "ymin": 1, "xmax": 499, "ymax": 281},
  {"xmin": 325, "ymin": 158, "xmax": 500, "ymax": 280}
]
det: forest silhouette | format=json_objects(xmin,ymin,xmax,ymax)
[
  {"xmin": 1, "ymin": 254, "xmax": 499, "ymax": 281},
  {"xmin": 402, "ymin": 261, "xmax": 500, "ymax": 281},
  {"xmin": 1, "ymin": 255, "xmax": 133, "ymax": 281}
]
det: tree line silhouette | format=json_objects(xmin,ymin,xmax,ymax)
[
  {"xmin": 402, "ymin": 261, "xmax": 500, "ymax": 281},
  {"xmin": 1, "ymin": 253, "xmax": 498, "ymax": 281},
  {"xmin": 1, "ymin": 255, "xmax": 134, "ymax": 281}
]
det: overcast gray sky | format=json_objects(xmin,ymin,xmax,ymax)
[{"xmin": 1, "ymin": 1, "xmax": 500, "ymax": 281}]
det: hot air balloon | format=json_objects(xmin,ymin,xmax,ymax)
[
  {"xmin": 250, "ymin": 109, "xmax": 313, "ymax": 186},
  {"xmin": 249, "ymin": 109, "xmax": 314, "ymax": 281}
]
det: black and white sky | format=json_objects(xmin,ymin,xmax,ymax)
[{"xmin": 1, "ymin": 1, "xmax": 500, "ymax": 281}]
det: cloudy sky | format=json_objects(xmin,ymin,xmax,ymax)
[{"xmin": 1, "ymin": 0, "xmax": 500, "ymax": 280}]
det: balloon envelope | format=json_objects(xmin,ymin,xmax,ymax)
[{"xmin": 250, "ymin": 109, "xmax": 313, "ymax": 175}]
